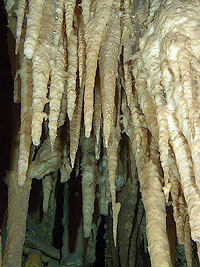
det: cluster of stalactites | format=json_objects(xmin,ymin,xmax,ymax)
[
  {"xmin": 5, "ymin": 0, "xmax": 200, "ymax": 265},
  {"xmin": 133, "ymin": 0, "xmax": 200, "ymax": 265},
  {"xmin": 11, "ymin": 0, "xmax": 125, "ymax": 184},
  {"xmin": 5, "ymin": 0, "xmax": 135, "ymax": 250}
]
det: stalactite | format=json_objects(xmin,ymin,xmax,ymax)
[
  {"xmin": 81, "ymin": 0, "xmax": 91, "ymax": 27},
  {"xmin": 122, "ymin": 0, "xmax": 132, "ymax": 108},
  {"xmin": 84, "ymin": 0, "xmax": 114, "ymax": 137},
  {"xmin": 99, "ymin": 1, "xmax": 121, "ymax": 147},
  {"xmin": 93, "ymin": 75, "xmax": 102, "ymax": 160},
  {"xmin": 24, "ymin": 0, "xmax": 45, "ymax": 59},
  {"xmin": 64, "ymin": 0, "xmax": 76, "ymax": 40},
  {"xmin": 168, "ymin": 148, "xmax": 186, "ymax": 245},
  {"xmin": 17, "ymin": 57, "xmax": 32, "ymax": 186},
  {"xmin": 15, "ymin": 0, "xmax": 26, "ymax": 54},
  {"xmin": 49, "ymin": 37, "xmax": 66, "ymax": 149},
  {"xmin": 51, "ymin": 0, "xmax": 64, "ymax": 65},
  {"xmin": 78, "ymin": 15, "xmax": 86, "ymax": 88},
  {"xmin": 184, "ymin": 215, "xmax": 193, "ymax": 267},
  {"xmin": 70, "ymin": 83, "xmax": 84, "ymax": 168},
  {"xmin": 97, "ymin": 149, "xmax": 111, "ymax": 216},
  {"xmin": 3, "ymin": 171, "xmax": 32, "ymax": 267},
  {"xmin": 106, "ymin": 82, "xmax": 121, "ymax": 246},
  {"xmin": 81, "ymin": 135, "xmax": 97, "ymax": 238},
  {"xmin": 60, "ymin": 144, "xmax": 72, "ymax": 183},
  {"xmin": 31, "ymin": 0, "xmax": 54, "ymax": 146},
  {"xmin": 128, "ymin": 92, "xmax": 172, "ymax": 265},
  {"xmin": 66, "ymin": 28, "xmax": 78, "ymax": 121},
  {"xmin": 118, "ymin": 169, "xmax": 139, "ymax": 266},
  {"xmin": 42, "ymin": 174, "xmax": 53, "ymax": 213}
]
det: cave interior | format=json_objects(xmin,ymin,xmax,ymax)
[{"xmin": 1, "ymin": 0, "xmax": 200, "ymax": 266}]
